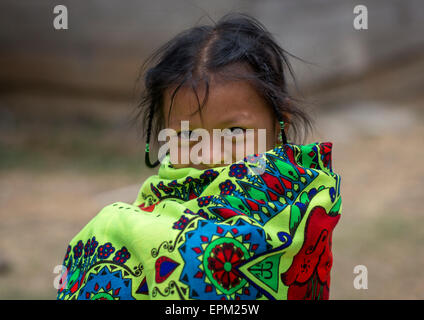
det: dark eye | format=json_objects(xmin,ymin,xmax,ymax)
[
  {"xmin": 228, "ymin": 127, "xmax": 246, "ymax": 134},
  {"xmin": 178, "ymin": 130, "xmax": 192, "ymax": 139}
]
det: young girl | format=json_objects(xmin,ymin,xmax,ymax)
[{"xmin": 57, "ymin": 13, "xmax": 341, "ymax": 300}]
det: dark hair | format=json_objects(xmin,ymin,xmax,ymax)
[{"xmin": 135, "ymin": 12, "xmax": 312, "ymax": 167}]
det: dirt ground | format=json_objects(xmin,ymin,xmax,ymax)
[{"xmin": 0, "ymin": 55, "xmax": 423, "ymax": 299}]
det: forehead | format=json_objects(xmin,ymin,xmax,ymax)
[{"xmin": 163, "ymin": 79, "xmax": 272, "ymax": 128}]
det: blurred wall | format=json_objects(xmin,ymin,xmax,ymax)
[{"xmin": 1, "ymin": 0, "xmax": 423, "ymax": 99}]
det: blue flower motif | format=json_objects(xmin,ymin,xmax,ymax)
[
  {"xmin": 200, "ymin": 169, "xmax": 219, "ymax": 181},
  {"xmin": 195, "ymin": 209, "xmax": 208, "ymax": 219},
  {"xmin": 197, "ymin": 196, "xmax": 213, "ymax": 207},
  {"xmin": 229, "ymin": 163, "xmax": 248, "ymax": 179},
  {"xmin": 84, "ymin": 239, "xmax": 91, "ymax": 257},
  {"xmin": 184, "ymin": 209, "xmax": 209, "ymax": 219},
  {"xmin": 64, "ymin": 245, "xmax": 71, "ymax": 260},
  {"xmin": 184, "ymin": 176, "xmax": 194, "ymax": 184},
  {"xmin": 173, "ymin": 215, "xmax": 189, "ymax": 230},
  {"xmin": 157, "ymin": 181, "xmax": 173, "ymax": 194},
  {"xmin": 113, "ymin": 247, "xmax": 131, "ymax": 264},
  {"xmin": 89, "ymin": 237, "xmax": 98, "ymax": 256},
  {"xmin": 219, "ymin": 180, "xmax": 236, "ymax": 195},
  {"xmin": 73, "ymin": 240, "xmax": 83, "ymax": 258},
  {"xmin": 97, "ymin": 242, "xmax": 115, "ymax": 259},
  {"xmin": 168, "ymin": 180, "xmax": 180, "ymax": 187}
]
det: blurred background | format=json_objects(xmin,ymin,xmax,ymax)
[{"xmin": 0, "ymin": 0, "xmax": 423, "ymax": 299}]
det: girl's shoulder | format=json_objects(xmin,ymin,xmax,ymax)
[
  {"xmin": 67, "ymin": 202, "xmax": 146, "ymax": 245},
  {"xmin": 57, "ymin": 202, "xmax": 151, "ymax": 300}
]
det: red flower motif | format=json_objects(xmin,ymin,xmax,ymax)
[
  {"xmin": 207, "ymin": 242, "xmax": 244, "ymax": 291},
  {"xmin": 281, "ymin": 206, "xmax": 340, "ymax": 300}
]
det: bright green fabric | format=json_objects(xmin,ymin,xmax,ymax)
[{"xmin": 57, "ymin": 142, "xmax": 341, "ymax": 300}]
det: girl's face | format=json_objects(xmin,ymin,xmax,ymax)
[{"xmin": 162, "ymin": 79, "xmax": 282, "ymax": 170}]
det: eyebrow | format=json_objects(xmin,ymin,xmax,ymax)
[
  {"xmin": 172, "ymin": 111, "xmax": 257, "ymax": 131},
  {"xmin": 215, "ymin": 112, "xmax": 255, "ymax": 128}
]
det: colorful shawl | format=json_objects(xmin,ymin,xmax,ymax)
[{"xmin": 57, "ymin": 142, "xmax": 341, "ymax": 300}]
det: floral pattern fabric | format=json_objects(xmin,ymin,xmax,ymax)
[{"xmin": 57, "ymin": 142, "xmax": 341, "ymax": 300}]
